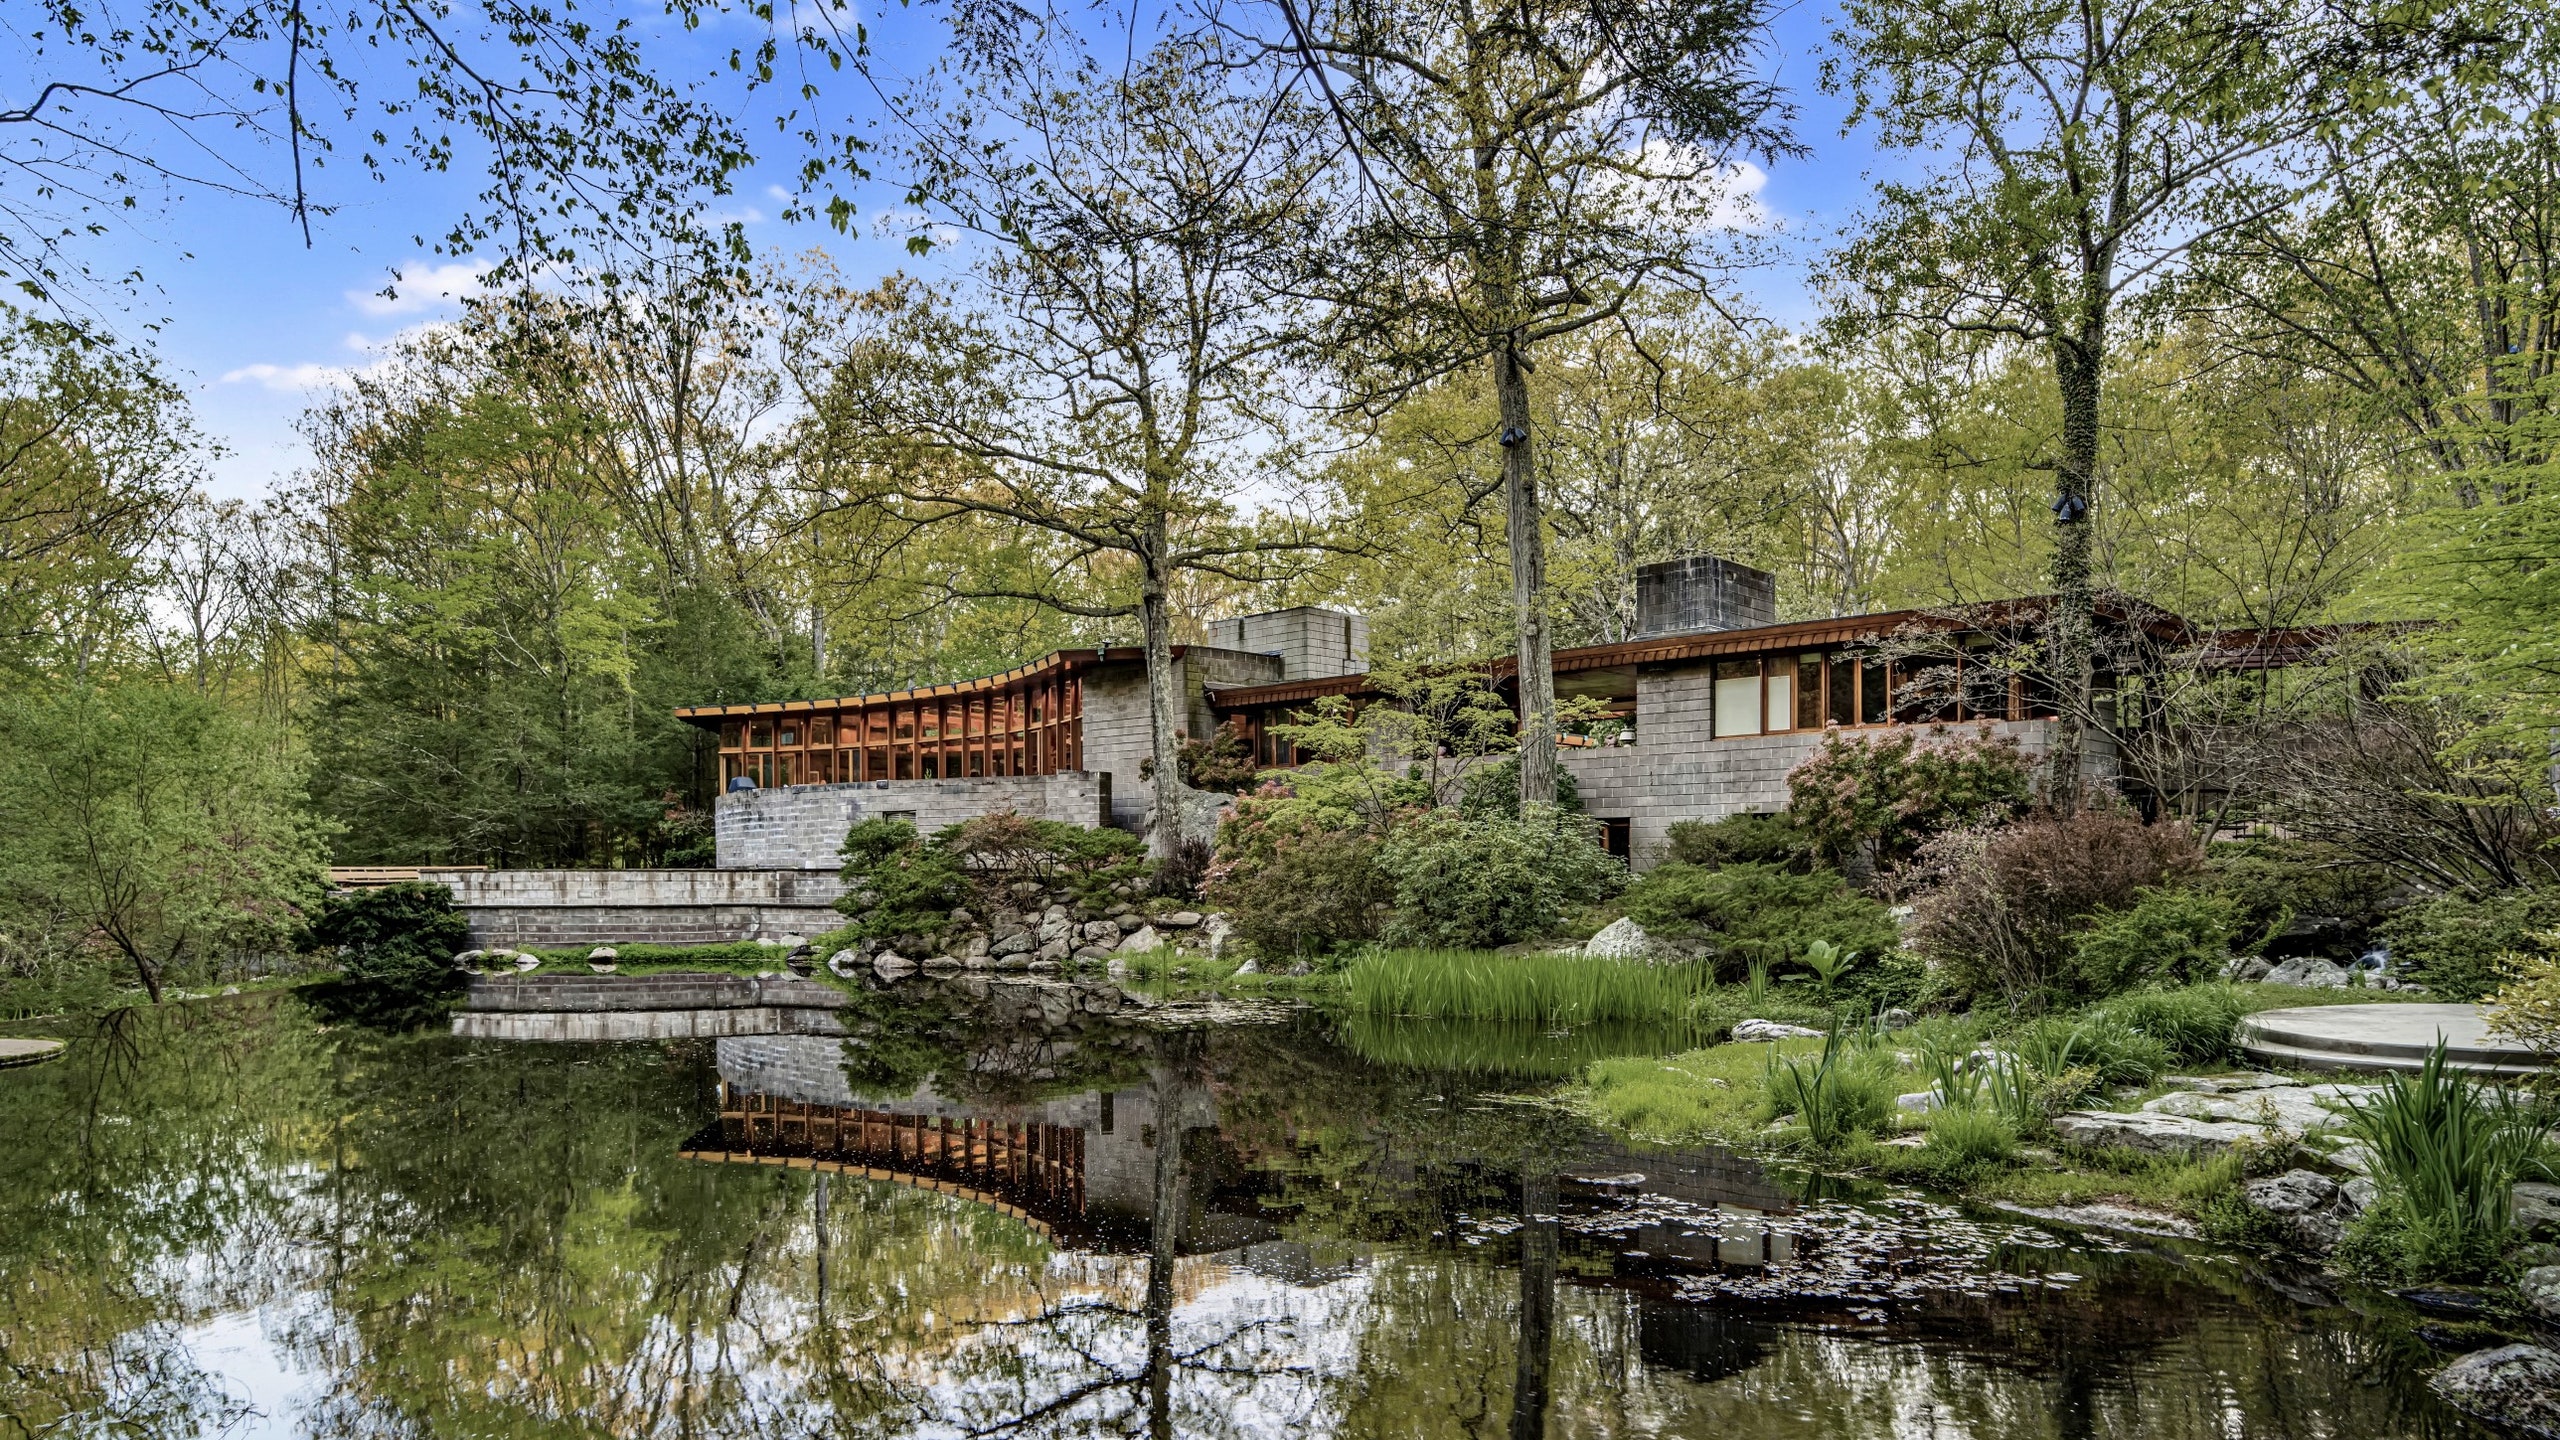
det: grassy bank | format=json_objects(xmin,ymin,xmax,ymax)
[{"xmin": 1340, "ymin": 948, "xmax": 1711, "ymax": 1026}]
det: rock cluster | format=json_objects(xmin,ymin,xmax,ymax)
[
  {"xmin": 2431, "ymin": 1345, "xmax": 2560, "ymax": 1439},
  {"xmin": 831, "ymin": 879, "xmax": 1233, "ymax": 976},
  {"xmin": 2240, "ymin": 1169, "xmax": 2375, "ymax": 1252},
  {"xmin": 2050, "ymin": 1075, "xmax": 2376, "ymax": 1158}
]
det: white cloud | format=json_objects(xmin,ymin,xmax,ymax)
[
  {"xmin": 219, "ymin": 361, "xmax": 353, "ymax": 394},
  {"xmin": 766, "ymin": 184, "xmax": 793, "ymax": 204},
  {"xmin": 1700, "ymin": 159, "xmax": 1773, "ymax": 233},
  {"xmin": 345, "ymin": 259, "xmax": 496, "ymax": 317}
]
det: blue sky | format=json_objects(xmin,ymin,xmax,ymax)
[{"xmin": 51, "ymin": 0, "xmax": 1906, "ymax": 500}]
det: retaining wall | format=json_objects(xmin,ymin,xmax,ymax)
[
  {"xmin": 448, "ymin": 972, "xmax": 850, "ymax": 1041},
  {"xmin": 425, "ymin": 869, "xmax": 848, "ymax": 948},
  {"xmin": 714, "ymin": 772, "xmax": 1114, "ymax": 870}
]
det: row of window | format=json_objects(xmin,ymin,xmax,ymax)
[
  {"xmin": 719, "ymin": 701, "xmax": 1061, "ymax": 752},
  {"xmin": 724, "ymin": 740, "xmax": 1061, "ymax": 786},
  {"xmin": 1710, "ymin": 650, "xmax": 2054, "ymax": 739}
]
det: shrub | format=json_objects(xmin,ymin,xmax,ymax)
[
  {"xmin": 2071, "ymin": 886, "xmax": 2240, "ymax": 993},
  {"xmin": 1457, "ymin": 756, "xmax": 1583, "ymax": 818},
  {"xmin": 1923, "ymin": 1106, "xmax": 2019, "ymax": 1167},
  {"xmin": 2095, "ymin": 984, "xmax": 2257, "ymax": 1065},
  {"xmin": 1762, "ymin": 1029, "xmax": 1899, "ymax": 1147},
  {"xmin": 2334, "ymin": 1043, "xmax": 2557, "ymax": 1284},
  {"xmin": 837, "ymin": 812, "xmax": 1147, "ymax": 941},
  {"xmin": 2009, "ymin": 1012, "xmax": 2170, "ymax": 1087},
  {"xmin": 1784, "ymin": 724, "xmax": 2035, "ymax": 873},
  {"xmin": 836, "ymin": 818, "xmax": 969, "ymax": 939},
  {"xmin": 304, "ymin": 882, "xmax": 473, "ymax": 1027},
  {"xmin": 1661, "ymin": 813, "xmax": 1814, "ymax": 872},
  {"xmin": 1177, "ymin": 719, "xmax": 1261, "ymax": 794},
  {"xmin": 1905, "ymin": 811, "xmax": 2204, "ymax": 1009},
  {"xmin": 2489, "ymin": 939, "xmax": 2560, "ymax": 1054},
  {"xmin": 2200, "ymin": 839, "xmax": 2395, "ymax": 956},
  {"xmin": 1619, "ymin": 862, "xmax": 1899, "ymax": 982},
  {"xmin": 1376, "ymin": 806, "xmax": 1625, "ymax": 950},
  {"xmin": 2381, "ymin": 889, "xmax": 2560, "ymax": 1002},
  {"xmin": 1208, "ymin": 824, "xmax": 1392, "ymax": 957}
]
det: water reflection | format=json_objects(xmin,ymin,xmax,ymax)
[{"xmin": 0, "ymin": 989, "xmax": 2497, "ymax": 1439}]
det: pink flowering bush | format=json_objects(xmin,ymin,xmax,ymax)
[{"xmin": 1786, "ymin": 725, "xmax": 2035, "ymax": 875}]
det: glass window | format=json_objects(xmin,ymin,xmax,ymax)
[
  {"xmin": 1713, "ymin": 659, "xmax": 1762, "ymax": 739},
  {"xmin": 1895, "ymin": 659, "xmax": 1958, "ymax": 723},
  {"xmin": 1859, "ymin": 660, "xmax": 1889, "ymax": 724},
  {"xmin": 811, "ymin": 719, "xmax": 832, "ymax": 746},
  {"xmin": 721, "ymin": 722, "xmax": 742, "ymax": 748},
  {"xmin": 1962, "ymin": 654, "xmax": 2011, "ymax": 721},
  {"xmin": 1765, "ymin": 657, "xmax": 1795, "ymax": 733},
  {"xmin": 750, "ymin": 723, "xmax": 772, "ymax": 748},
  {"xmin": 1826, "ymin": 655, "xmax": 1856, "ymax": 726},
  {"xmin": 778, "ymin": 724, "xmax": 798, "ymax": 748},
  {"xmin": 1798, "ymin": 652, "xmax": 1824, "ymax": 730}
]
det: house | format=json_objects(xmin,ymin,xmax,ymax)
[{"xmin": 671, "ymin": 555, "xmax": 2132, "ymax": 872}]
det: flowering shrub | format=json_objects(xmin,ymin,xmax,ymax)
[
  {"xmin": 1786, "ymin": 725, "xmax": 2035, "ymax": 874},
  {"xmin": 1204, "ymin": 766, "xmax": 1419, "ymax": 957}
]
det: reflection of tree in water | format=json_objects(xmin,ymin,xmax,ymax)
[{"xmin": 911, "ymin": 1031, "xmax": 1319, "ymax": 1439}]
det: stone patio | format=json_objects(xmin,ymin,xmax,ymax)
[{"xmin": 2235, "ymin": 1003, "xmax": 2547, "ymax": 1077}]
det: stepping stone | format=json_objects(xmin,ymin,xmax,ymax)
[
  {"xmin": 2236, "ymin": 1004, "xmax": 2547, "ymax": 1077},
  {"xmin": 0, "ymin": 1038, "xmax": 65, "ymax": 1069}
]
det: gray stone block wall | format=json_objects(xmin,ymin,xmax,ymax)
[
  {"xmin": 1566, "ymin": 711, "xmax": 2062, "ymax": 867},
  {"xmin": 1083, "ymin": 649, "xmax": 1282, "ymax": 831},
  {"xmin": 1204, "ymin": 608, "xmax": 1368, "ymax": 681},
  {"xmin": 424, "ymin": 868, "xmax": 851, "ymax": 947},
  {"xmin": 714, "ymin": 773, "xmax": 1112, "ymax": 869}
]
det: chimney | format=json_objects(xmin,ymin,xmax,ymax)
[{"xmin": 1633, "ymin": 556, "xmax": 1778, "ymax": 638}]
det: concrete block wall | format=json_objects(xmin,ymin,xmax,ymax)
[
  {"xmin": 1205, "ymin": 607, "xmax": 1369, "ymax": 682},
  {"xmin": 1564, "ymin": 702, "xmax": 2063, "ymax": 866},
  {"xmin": 1083, "ymin": 649, "xmax": 1283, "ymax": 831},
  {"xmin": 424, "ymin": 868, "xmax": 850, "ymax": 948},
  {"xmin": 714, "ymin": 773, "xmax": 1112, "ymax": 869}
]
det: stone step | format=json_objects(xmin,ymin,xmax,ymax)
[{"xmin": 2234, "ymin": 1004, "xmax": 2547, "ymax": 1078}]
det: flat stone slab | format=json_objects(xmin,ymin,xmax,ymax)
[
  {"xmin": 0, "ymin": 1038, "xmax": 64, "ymax": 1068},
  {"xmin": 2236, "ymin": 1004, "xmax": 2546, "ymax": 1076}
]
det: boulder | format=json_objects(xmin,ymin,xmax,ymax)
[
  {"xmin": 1119, "ymin": 926, "xmax": 1164, "ymax": 953},
  {"xmin": 1731, "ymin": 1019, "xmax": 1825, "ymax": 1042},
  {"xmin": 2431, "ymin": 1345, "xmax": 2560, "ymax": 1439},
  {"xmin": 2522, "ymin": 1267, "xmax": 2560, "ymax": 1325},
  {"xmin": 1879, "ymin": 1007, "xmax": 1917, "ymax": 1031},
  {"xmin": 1583, "ymin": 916, "xmax": 1659, "ymax": 962},
  {"xmin": 965, "ymin": 934, "xmax": 992, "ymax": 961},
  {"xmin": 1233, "ymin": 959, "xmax": 1260, "ymax": 976},
  {"xmin": 991, "ymin": 930, "xmax": 1035, "ymax": 957},
  {"xmin": 1038, "ymin": 914, "xmax": 1074, "ymax": 944},
  {"xmin": 2244, "ymin": 1169, "xmax": 2353, "ymax": 1252},
  {"xmin": 512, "ymin": 952, "xmax": 541, "ymax": 972},
  {"xmin": 872, "ymin": 953, "xmax": 919, "ymax": 981},
  {"xmin": 1157, "ymin": 911, "xmax": 1204, "ymax": 929},
  {"xmin": 827, "ymin": 948, "xmax": 862, "ymax": 979},
  {"xmin": 1071, "ymin": 945, "xmax": 1114, "ymax": 964},
  {"xmin": 785, "ymin": 942, "xmax": 815, "ymax": 977},
  {"xmin": 2263, "ymin": 957, "xmax": 2351, "ymax": 988},
  {"xmin": 949, "ymin": 907, "xmax": 976, "ymax": 926},
  {"xmin": 2222, "ymin": 955, "xmax": 2275, "ymax": 984},
  {"xmin": 1896, "ymin": 1089, "xmax": 1943, "ymax": 1113},
  {"xmin": 2049, "ymin": 1109, "xmax": 2275, "ymax": 1158},
  {"xmin": 920, "ymin": 954, "xmax": 963, "ymax": 972},
  {"xmin": 1036, "ymin": 938, "xmax": 1071, "ymax": 963},
  {"xmin": 452, "ymin": 948, "xmax": 486, "ymax": 970},
  {"xmin": 1204, "ymin": 913, "xmax": 1235, "ymax": 959},
  {"xmin": 2141, "ymin": 1085, "xmax": 2363, "ymax": 1136},
  {"xmin": 1082, "ymin": 919, "xmax": 1124, "ymax": 944},
  {"xmin": 2516, "ymin": 1182, "xmax": 2560, "ymax": 1237}
]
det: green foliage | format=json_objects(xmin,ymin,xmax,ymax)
[
  {"xmin": 2071, "ymin": 886, "xmax": 2239, "ymax": 994},
  {"xmin": 1763, "ymin": 1029, "xmax": 1898, "ymax": 1147},
  {"xmin": 2201, "ymin": 840, "xmax": 2394, "ymax": 955},
  {"xmin": 1906, "ymin": 810, "xmax": 2204, "ymax": 1009},
  {"xmin": 1783, "ymin": 725, "xmax": 2034, "ymax": 872},
  {"xmin": 1375, "ymin": 806, "xmax": 1625, "ymax": 950},
  {"xmin": 2335, "ymin": 1043, "xmax": 2558, "ymax": 1284},
  {"xmin": 2382, "ymin": 890, "xmax": 2560, "ymax": 1002},
  {"xmin": 303, "ymin": 883, "xmax": 474, "ymax": 1028},
  {"xmin": 835, "ymin": 819, "xmax": 969, "ymax": 940},
  {"xmin": 1205, "ymin": 767, "xmax": 1415, "ymax": 957},
  {"xmin": 0, "ymin": 683, "xmax": 328, "ymax": 1003},
  {"xmin": 1340, "ymin": 949, "xmax": 1710, "ymax": 1026},
  {"xmin": 2008, "ymin": 1012, "xmax": 2170, "ymax": 1088},
  {"xmin": 1456, "ymin": 756, "xmax": 1582, "ymax": 818},
  {"xmin": 1177, "ymin": 719, "xmax": 1261, "ymax": 794},
  {"xmin": 1619, "ymin": 861, "xmax": 1899, "ymax": 981},
  {"xmin": 1661, "ymin": 812, "xmax": 1814, "ymax": 872},
  {"xmin": 1921, "ymin": 1106, "xmax": 2018, "ymax": 1168},
  {"xmin": 2488, "ymin": 938, "xmax": 2560, "ymax": 1054},
  {"xmin": 2093, "ymin": 984, "xmax": 2257, "ymax": 1066}
]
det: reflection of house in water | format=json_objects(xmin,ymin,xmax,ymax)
[{"xmin": 686, "ymin": 1035, "xmax": 1264, "ymax": 1253}]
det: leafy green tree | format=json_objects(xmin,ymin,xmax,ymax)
[
  {"xmin": 1276, "ymin": 0, "xmax": 1794, "ymax": 809},
  {"xmin": 1828, "ymin": 0, "xmax": 2432, "ymax": 802},
  {"xmin": 0, "ymin": 682, "xmax": 326, "ymax": 1000}
]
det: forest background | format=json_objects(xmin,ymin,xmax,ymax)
[{"xmin": 0, "ymin": 0, "xmax": 2553, "ymax": 1003}]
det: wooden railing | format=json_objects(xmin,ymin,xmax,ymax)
[{"xmin": 682, "ymin": 1091, "xmax": 1087, "ymax": 1234}]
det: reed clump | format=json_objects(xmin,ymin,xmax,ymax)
[
  {"xmin": 2334, "ymin": 1041, "xmax": 2557, "ymax": 1283},
  {"xmin": 1341, "ymin": 949, "xmax": 1711, "ymax": 1027}
]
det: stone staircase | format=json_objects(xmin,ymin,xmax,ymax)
[{"xmin": 2235, "ymin": 1003, "xmax": 2546, "ymax": 1077}]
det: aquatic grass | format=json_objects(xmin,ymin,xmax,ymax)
[
  {"xmin": 1579, "ymin": 1037, "xmax": 1828, "ymax": 1142},
  {"xmin": 2010, "ymin": 1012, "xmax": 2171, "ymax": 1087},
  {"xmin": 1341, "ymin": 949, "xmax": 1711, "ymax": 1026},
  {"xmin": 2335, "ymin": 1040, "xmax": 2559, "ymax": 1282},
  {"xmin": 1763, "ymin": 1028, "xmax": 1899, "ymax": 1148},
  {"xmin": 2093, "ymin": 984, "xmax": 2257, "ymax": 1066},
  {"xmin": 1922, "ymin": 1105, "xmax": 2018, "ymax": 1166},
  {"xmin": 1334, "ymin": 1014, "xmax": 1710, "ymax": 1079}
]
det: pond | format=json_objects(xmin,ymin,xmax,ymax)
[{"xmin": 0, "ymin": 984, "xmax": 2498, "ymax": 1438}]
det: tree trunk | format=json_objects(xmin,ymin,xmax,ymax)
[
  {"xmin": 1508, "ymin": 1170, "xmax": 1558, "ymax": 1440},
  {"xmin": 1139, "ymin": 536, "xmax": 1192, "ymax": 860},
  {"xmin": 1496, "ymin": 343, "xmax": 1558, "ymax": 810},
  {"xmin": 2048, "ymin": 326, "xmax": 2103, "ymax": 812}
]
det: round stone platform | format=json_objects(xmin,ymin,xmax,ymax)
[
  {"xmin": 0, "ymin": 1038, "xmax": 65, "ymax": 1069},
  {"xmin": 2236, "ymin": 1004, "xmax": 2545, "ymax": 1077}
]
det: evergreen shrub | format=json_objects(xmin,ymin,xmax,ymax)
[
  {"xmin": 304, "ymin": 882, "xmax": 473, "ymax": 1027},
  {"xmin": 2382, "ymin": 889, "xmax": 2560, "ymax": 1001},
  {"xmin": 1620, "ymin": 862, "xmax": 1898, "ymax": 982}
]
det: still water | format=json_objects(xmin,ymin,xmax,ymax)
[{"xmin": 0, "ymin": 985, "xmax": 2494, "ymax": 1438}]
